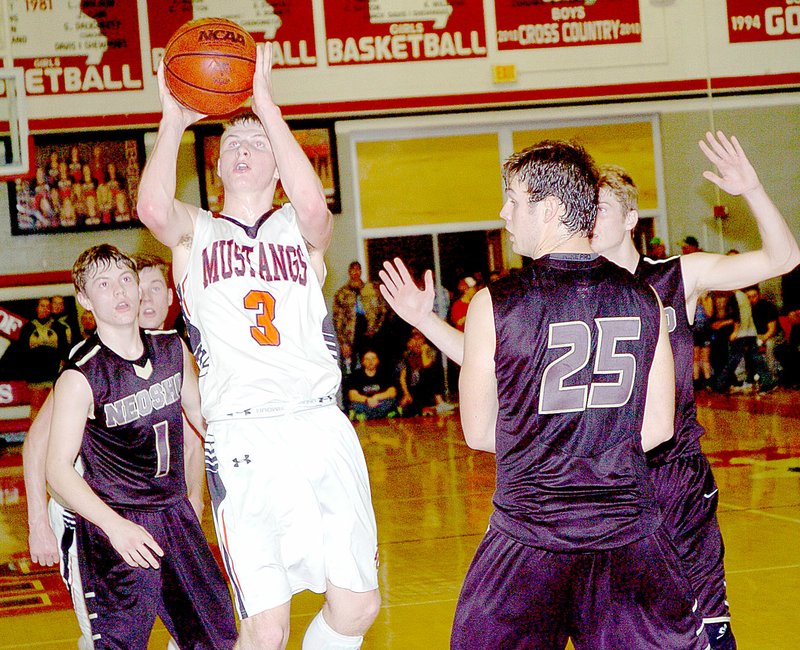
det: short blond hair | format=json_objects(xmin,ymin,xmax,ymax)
[{"xmin": 598, "ymin": 164, "xmax": 638, "ymax": 214}]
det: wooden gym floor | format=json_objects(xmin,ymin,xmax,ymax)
[{"xmin": 0, "ymin": 389, "xmax": 798, "ymax": 649}]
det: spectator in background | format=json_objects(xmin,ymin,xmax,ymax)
[
  {"xmin": 49, "ymin": 295, "xmax": 75, "ymax": 360},
  {"xmin": 693, "ymin": 291, "xmax": 714, "ymax": 391},
  {"xmin": 777, "ymin": 264, "xmax": 800, "ymax": 387},
  {"xmin": 680, "ymin": 235, "xmax": 702, "ymax": 255},
  {"xmin": 333, "ymin": 261, "xmax": 387, "ymax": 372},
  {"xmin": 398, "ymin": 329, "xmax": 451, "ymax": 416},
  {"xmin": 745, "ymin": 285, "xmax": 781, "ymax": 384},
  {"xmin": 648, "ymin": 236, "xmax": 667, "ymax": 260},
  {"xmin": 449, "ymin": 276, "xmax": 478, "ymax": 332},
  {"xmin": 709, "ymin": 291, "xmax": 736, "ymax": 382},
  {"xmin": 19, "ymin": 297, "xmax": 62, "ymax": 418},
  {"xmin": 346, "ymin": 349, "xmax": 398, "ymax": 421},
  {"xmin": 714, "ymin": 287, "xmax": 776, "ymax": 394}
]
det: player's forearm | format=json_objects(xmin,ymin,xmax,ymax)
[
  {"xmin": 136, "ymin": 115, "xmax": 188, "ymax": 239},
  {"xmin": 46, "ymin": 465, "xmax": 123, "ymax": 533},
  {"xmin": 417, "ymin": 311, "xmax": 465, "ymax": 366},
  {"xmin": 743, "ymin": 184, "xmax": 800, "ymax": 274},
  {"xmin": 23, "ymin": 441, "xmax": 50, "ymax": 528},
  {"xmin": 256, "ymin": 104, "xmax": 329, "ymax": 243},
  {"xmin": 22, "ymin": 399, "xmax": 54, "ymax": 530}
]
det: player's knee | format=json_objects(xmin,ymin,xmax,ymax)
[
  {"xmin": 240, "ymin": 616, "xmax": 290, "ymax": 650},
  {"xmin": 705, "ymin": 620, "xmax": 736, "ymax": 650},
  {"xmin": 356, "ymin": 590, "xmax": 381, "ymax": 628},
  {"xmin": 327, "ymin": 589, "xmax": 381, "ymax": 635}
]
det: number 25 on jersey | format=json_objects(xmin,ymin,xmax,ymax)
[{"xmin": 539, "ymin": 317, "xmax": 640, "ymax": 415}]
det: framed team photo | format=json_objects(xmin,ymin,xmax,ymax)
[
  {"xmin": 196, "ymin": 120, "xmax": 341, "ymax": 214},
  {"xmin": 8, "ymin": 132, "xmax": 145, "ymax": 236}
]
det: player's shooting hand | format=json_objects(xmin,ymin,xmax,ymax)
[
  {"xmin": 106, "ymin": 518, "xmax": 164, "ymax": 569},
  {"xmin": 699, "ymin": 131, "xmax": 761, "ymax": 197},
  {"xmin": 156, "ymin": 61, "xmax": 207, "ymax": 128},
  {"xmin": 251, "ymin": 43, "xmax": 275, "ymax": 112},
  {"xmin": 28, "ymin": 520, "xmax": 60, "ymax": 567},
  {"xmin": 379, "ymin": 258, "xmax": 436, "ymax": 328}
]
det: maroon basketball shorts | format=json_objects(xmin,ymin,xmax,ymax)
[
  {"xmin": 451, "ymin": 526, "xmax": 709, "ymax": 649},
  {"xmin": 76, "ymin": 498, "xmax": 237, "ymax": 649},
  {"xmin": 651, "ymin": 453, "xmax": 731, "ymax": 623}
]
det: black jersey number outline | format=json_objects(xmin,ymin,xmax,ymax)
[
  {"xmin": 244, "ymin": 290, "xmax": 281, "ymax": 346},
  {"xmin": 538, "ymin": 317, "xmax": 641, "ymax": 414},
  {"xmin": 153, "ymin": 421, "xmax": 170, "ymax": 478}
]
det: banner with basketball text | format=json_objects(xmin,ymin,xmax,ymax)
[
  {"xmin": 8, "ymin": 0, "xmax": 143, "ymax": 96},
  {"xmin": 494, "ymin": 0, "xmax": 642, "ymax": 50},
  {"xmin": 726, "ymin": 0, "xmax": 800, "ymax": 43},
  {"xmin": 323, "ymin": 0, "xmax": 487, "ymax": 65},
  {"xmin": 146, "ymin": 0, "xmax": 317, "ymax": 73}
]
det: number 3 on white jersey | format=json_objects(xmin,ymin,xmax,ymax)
[{"xmin": 243, "ymin": 290, "xmax": 281, "ymax": 346}]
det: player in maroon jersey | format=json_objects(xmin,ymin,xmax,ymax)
[
  {"xmin": 46, "ymin": 245, "xmax": 236, "ymax": 649},
  {"xmin": 455, "ymin": 140, "xmax": 705, "ymax": 648}
]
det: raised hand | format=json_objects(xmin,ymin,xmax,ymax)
[
  {"xmin": 106, "ymin": 517, "xmax": 164, "ymax": 569},
  {"xmin": 156, "ymin": 61, "xmax": 206, "ymax": 128},
  {"xmin": 379, "ymin": 258, "xmax": 435, "ymax": 328},
  {"xmin": 251, "ymin": 43, "xmax": 275, "ymax": 114},
  {"xmin": 699, "ymin": 131, "xmax": 761, "ymax": 196}
]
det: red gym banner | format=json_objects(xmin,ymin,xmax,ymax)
[
  {"xmin": 726, "ymin": 1, "xmax": 800, "ymax": 43},
  {"xmin": 9, "ymin": 0, "xmax": 143, "ymax": 96},
  {"xmin": 0, "ymin": 382, "xmax": 29, "ymax": 408},
  {"xmin": 323, "ymin": 0, "xmax": 487, "ymax": 65},
  {"xmin": 495, "ymin": 0, "xmax": 642, "ymax": 50},
  {"xmin": 146, "ymin": 0, "xmax": 317, "ymax": 73},
  {"xmin": 0, "ymin": 306, "xmax": 26, "ymax": 342}
]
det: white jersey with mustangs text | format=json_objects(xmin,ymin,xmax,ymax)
[{"xmin": 178, "ymin": 206, "xmax": 340, "ymax": 422}]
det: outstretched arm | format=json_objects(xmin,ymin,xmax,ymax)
[
  {"xmin": 136, "ymin": 62, "xmax": 205, "ymax": 271},
  {"xmin": 46, "ymin": 371, "xmax": 164, "ymax": 569},
  {"xmin": 682, "ymin": 132, "xmax": 800, "ymax": 307},
  {"xmin": 252, "ymin": 43, "xmax": 331, "ymax": 253},
  {"xmin": 22, "ymin": 392, "xmax": 59, "ymax": 566},
  {"xmin": 459, "ymin": 289, "xmax": 497, "ymax": 453},
  {"xmin": 379, "ymin": 258, "xmax": 466, "ymax": 365}
]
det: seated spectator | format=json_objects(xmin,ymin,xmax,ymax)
[
  {"xmin": 347, "ymin": 349, "xmax": 398, "ymax": 421},
  {"xmin": 398, "ymin": 330, "xmax": 452, "ymax": 416},
  {"xmin": 714, "ymin": 288, "xmax": 776, "ymax": 394}
]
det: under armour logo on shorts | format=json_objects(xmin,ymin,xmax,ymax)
[{"xmin": 232, "ymin": 455, "xmax": 252, "ymax": 467}]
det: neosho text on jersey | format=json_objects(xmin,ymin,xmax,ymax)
[{"xmin": 104, "ymin": 372, "xmax": 182, "ymax": 427}]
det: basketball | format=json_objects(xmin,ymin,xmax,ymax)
[{"xmin": 163, "ymin": 18, "xmax": 256, "ymax": 116}]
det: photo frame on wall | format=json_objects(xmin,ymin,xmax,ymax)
[
  {"xmin": 196, "ymin": 120, "xmax": 341, "ymax": 214},
  {"xmin": 8, "ymin": 132, "xmax": 145, "ymax": 236}
]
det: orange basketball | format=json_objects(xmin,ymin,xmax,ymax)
[{"xmin": 163, "ymin": 18, "xmax": 256, "ymax": 116}]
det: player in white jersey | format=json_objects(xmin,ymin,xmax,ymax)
[
  {"xmin": 23, "ymin": 254, "xmax": 203, "ymax": 650},
  {"xmin": 137, "ymin": 43, "xmax": 380, "ymax": 650}
]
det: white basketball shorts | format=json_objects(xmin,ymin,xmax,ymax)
[{"xmin": 205, "ymin": 404, "xmax": 379, "ymax": 619}]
